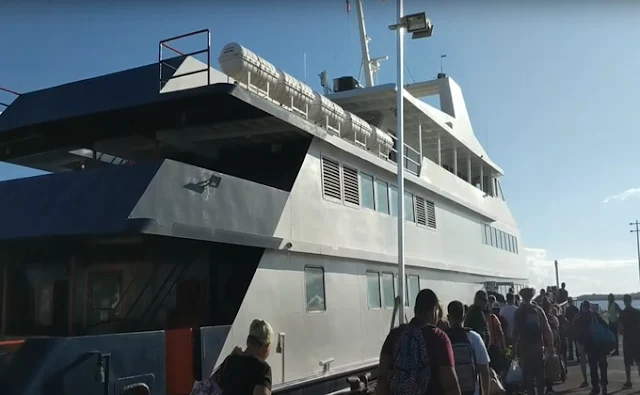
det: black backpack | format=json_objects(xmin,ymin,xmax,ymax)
[
  {"xmin": 445, "ymin": 327, "xmax": 478, "ymax": 395},
  {"xmin": 518, "ymin": 304, "xmax": 542, "ymax": 341}
]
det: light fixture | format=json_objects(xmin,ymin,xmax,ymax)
[
  {"xmin": 389, "ymin": 12, "xmax": 434, "ymax": 40},
  {"xmin": 406, "ymin": 13, "xmax": 434, "ymax": 39},
  {"xmin": 183, "ymin": 174, "xmax": 222, "ymax": 194}
]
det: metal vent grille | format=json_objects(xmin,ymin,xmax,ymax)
[
  {"xmin": 321, "ymin": 156, "xmax": 341, "ymax": 200},
  {"xmin": 426, "ymin": 200, "xmax": 436, "ymax": 229},
  {"xmin": 415, "ymin": 196, "xmax": 427, "ymax": 226},
  {"xmin": 342, "ymin": 166, "xmax": 360, "ymax": 206}
]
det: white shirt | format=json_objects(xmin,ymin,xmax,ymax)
[
  {"xmin": 468, "ymin": 330, "xmax": 491, "ymax": 395},
  {"xmin": 500, "ymin": 304, "xmax": 518, "ymax": 338}
]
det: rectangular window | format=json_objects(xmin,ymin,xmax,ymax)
[
  {"xmin": 490, "ymin": 227, "xmax": 497, "ymax": 247},
  {"xmin": 408, "ymin": 275, "xmax": 420, "ymax": 307},
  {"xmin": 484, "ymin": 225, "xmax": 491, "ymax": 245},
  {"xmin": 360, "ymin": 173, "xmax": 375, "ymax": 210},
  {"xmin": 376, "ymin": 179, "xmax": 390, "ymax": 215},
  {"xmin": 498, "ymin": 231, "xmax": 504, "ymax": 250},
  {"xmin": 404, "ymin": 191, "xmax": 415, "ymax": 222},
  {"xmin": 305, "ymin": 267, "xmax": 326, "ymax": 312},
  {"xmin": 508, "ymin": 234, "xmax": 513, "ymax": 252},
  {"xmin": 396, "ymin": 275, "xmax": 409, "ymax": 306},
  {"xmin": 514, "ymin": 237, "xmax": 519, "ymax": 254},
  {"xmin": 382, "ymin": 272, "xmax": 395, "ymax": 309},
  {"xmin": 35, "ymin": 284, "xmax": 54, "ymax": 327},
  {"xmin": 91, "ymin": 274, "xmax": 122, "ymax": 310},
  {"xmin": 481, "ymin": 224, "xmax": 487, "ymax": 244},
  {"xmin": 366, "ymin": 271, "xmax": 381, "ymax": 309},
  {"xmin": 89, "ymin": 273, "xmax": 123, "ymax": 323},
  {"xmin": 390, "ymin": 185, "xmax": 398, "ymax": 218}
]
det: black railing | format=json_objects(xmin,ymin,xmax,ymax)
[{"xmin": 158, "ymin": 29, "xmax": 211, "ymax": 92}]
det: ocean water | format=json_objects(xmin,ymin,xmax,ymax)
[{"xmin": 579, "ymin": 300, "xmax": 640, "ymax": 311}]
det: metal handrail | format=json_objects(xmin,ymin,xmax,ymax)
[
  {"xmin": 158, "ymin": 29, "xmax": 211, "ymax": 92},
  {"xmin": 387, "ymin": 133, "xmax": 422, "ymax": 175}
]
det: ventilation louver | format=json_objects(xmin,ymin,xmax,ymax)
[
  {"xmin": 342, "ymin": 166, "xmax": 360, "ymax": 206},
  {"xmin": 426, "ymin": 200, "xmax": 436, "ymax": 229},
  {"xmin": 321, "ymin": 157, "xmax": 341, "ymax": 200},
  {"xmin": 415, "ymin": 196, "xmax": 427, "ymax": 226}
]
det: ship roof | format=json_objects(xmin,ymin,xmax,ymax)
[{"xmin": 0, "ymin": 56, "xmax": 313, "ymax": 172}]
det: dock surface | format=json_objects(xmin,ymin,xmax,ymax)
[{"xmin": 554, "ymin": 351, "xmax": 640, "ymax": 395}]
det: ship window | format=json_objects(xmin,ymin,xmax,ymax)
[
  {"xmin": 376, "ymin": 179, "xmax": 390, "ymax": 215},
  {"xmin": 404, "ymin": 192, "xmax": 415, "ymax": 223},
  {"xmin": 394, "ymin": 275, "xmax": 409, "ymax": 306},
  {"xmin": 366, "ymin": 271, "xmax": 381, "ymax": 309},
  {"xmin": 498, "ymin": 180, "xmax": 506, "ymax": 201},
  {"xmin": 481, "ymin": 224, "xmax": 487, "ymax": 244},
  {"xmin": 381, "ymin": 272, "xmax": 395, "ymax": 309},
  {"xmin": 35, "ymin": 284, "xmax": 54, "ymax": 327},
  {"xmin": 510, "ymin": 235, "xmax": 515, "ymax": 253},
  {"xmin": 514, "ymin": 237, "xmax": 519, "ymax": 254},
  {"xmin": 490, "ymin": 228, "xmax": 497, "ymax": 247},
  {"xmin": 360, "ymin": 173, "xmax": 375, "ymax": 210},
  {"xmin": 498, "ymin": 231, "xmax": 504, "ymax": 250},
  {"xmin": 389, "ymin": 185, "xmax": 398, "ymax": 218},
  {"xmin": 90, "ymin": 274, "xmax": 122, "ymax": 311},
  {"xmin": 408, "ymin": 275, "xmax": 420, "ymax": 307},
  {"xmin": 415, "ymin": 196, "xmax": 427, "ymax": 226},
  {"xmin": 321, "ymin": 156, "xmax": 341, "ymax": 201},
  {"xmin": 426, "ymin": 200, "xmax": 436, "ymax": 229},
  {"xmin": 484, "ymin": 225, "xmax": 491, "ymax": 245},
  {"xmin": 342, "ymin": 165, "xmax": 360, "ymax": 206},
  {"xmin": 304, "ymin": 266, "xmax": 326, "ymax": 312}
]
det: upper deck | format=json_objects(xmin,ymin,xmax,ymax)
[{"xmin": 0, "ymin": 29, "xmax": 507, "ymax": 201}]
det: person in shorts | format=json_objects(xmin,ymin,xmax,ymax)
[{"xmin": 619, "ymin": 294, "xmax": 640, "ymax": 389}]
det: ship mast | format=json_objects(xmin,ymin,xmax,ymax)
[{"xmin": 355, "ymin": 0, "xmax": 387, "ymax": 87}]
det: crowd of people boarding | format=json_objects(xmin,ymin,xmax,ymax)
[
  {"xmin": 375, "ymin": 284, "xmax": 640, "ymax": 395},
  {"xmin": 188, "ymin": 284, "xmax": 640, "ymax": 395}
]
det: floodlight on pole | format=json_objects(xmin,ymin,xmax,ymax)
[{"xmin": 389, "ymin": 2, "xmax": 433, "ymax": 326}]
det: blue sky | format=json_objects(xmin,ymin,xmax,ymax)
[{"xmin": 1, "ymin": 1, "xmax": 639, "ymax": 294}]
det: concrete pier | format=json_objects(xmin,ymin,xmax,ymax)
[{"xmin": 555, "ymin": 352, "xmax": 640, "ymax": 394}]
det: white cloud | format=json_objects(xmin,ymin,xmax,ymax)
[
  {"xmin": 603, "ymin": 187, "xmax": 640, "ymax": 203},
  {"xmin": 524, "ymin": 247, "xmax": 638, "ymax": 296}
]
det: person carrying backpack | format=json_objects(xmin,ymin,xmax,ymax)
[
  {"xmin": 575, "ymin": 301, "xmax": 611, "ymax": 395},
  {"xmin": 512, "ymin": 288, "xmax": 553, "ymax": 395},
  {"xmin": 446, "ymin": 301, "xmax": 491, "ymax": 395},
  {"xmin": 376, "ymin": 289, "xmax": 461, "ymax": 395}
]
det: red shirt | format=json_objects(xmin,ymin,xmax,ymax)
[{"xmin": 381, "ymin": 319, "xmax": 455, "ymax": 393}]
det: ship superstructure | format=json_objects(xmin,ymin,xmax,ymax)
[{"xmin": 0, "ymin": 22, "xmax": 527, "ymax": 395}]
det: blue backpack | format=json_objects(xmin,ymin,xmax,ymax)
[
  {"xmin": 589, "ymin": 312, "xmax": 616, "ymax": 353},
  {"xmin": 389, "ymin": 324, "xmax": 432, "ymax": 395}
]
